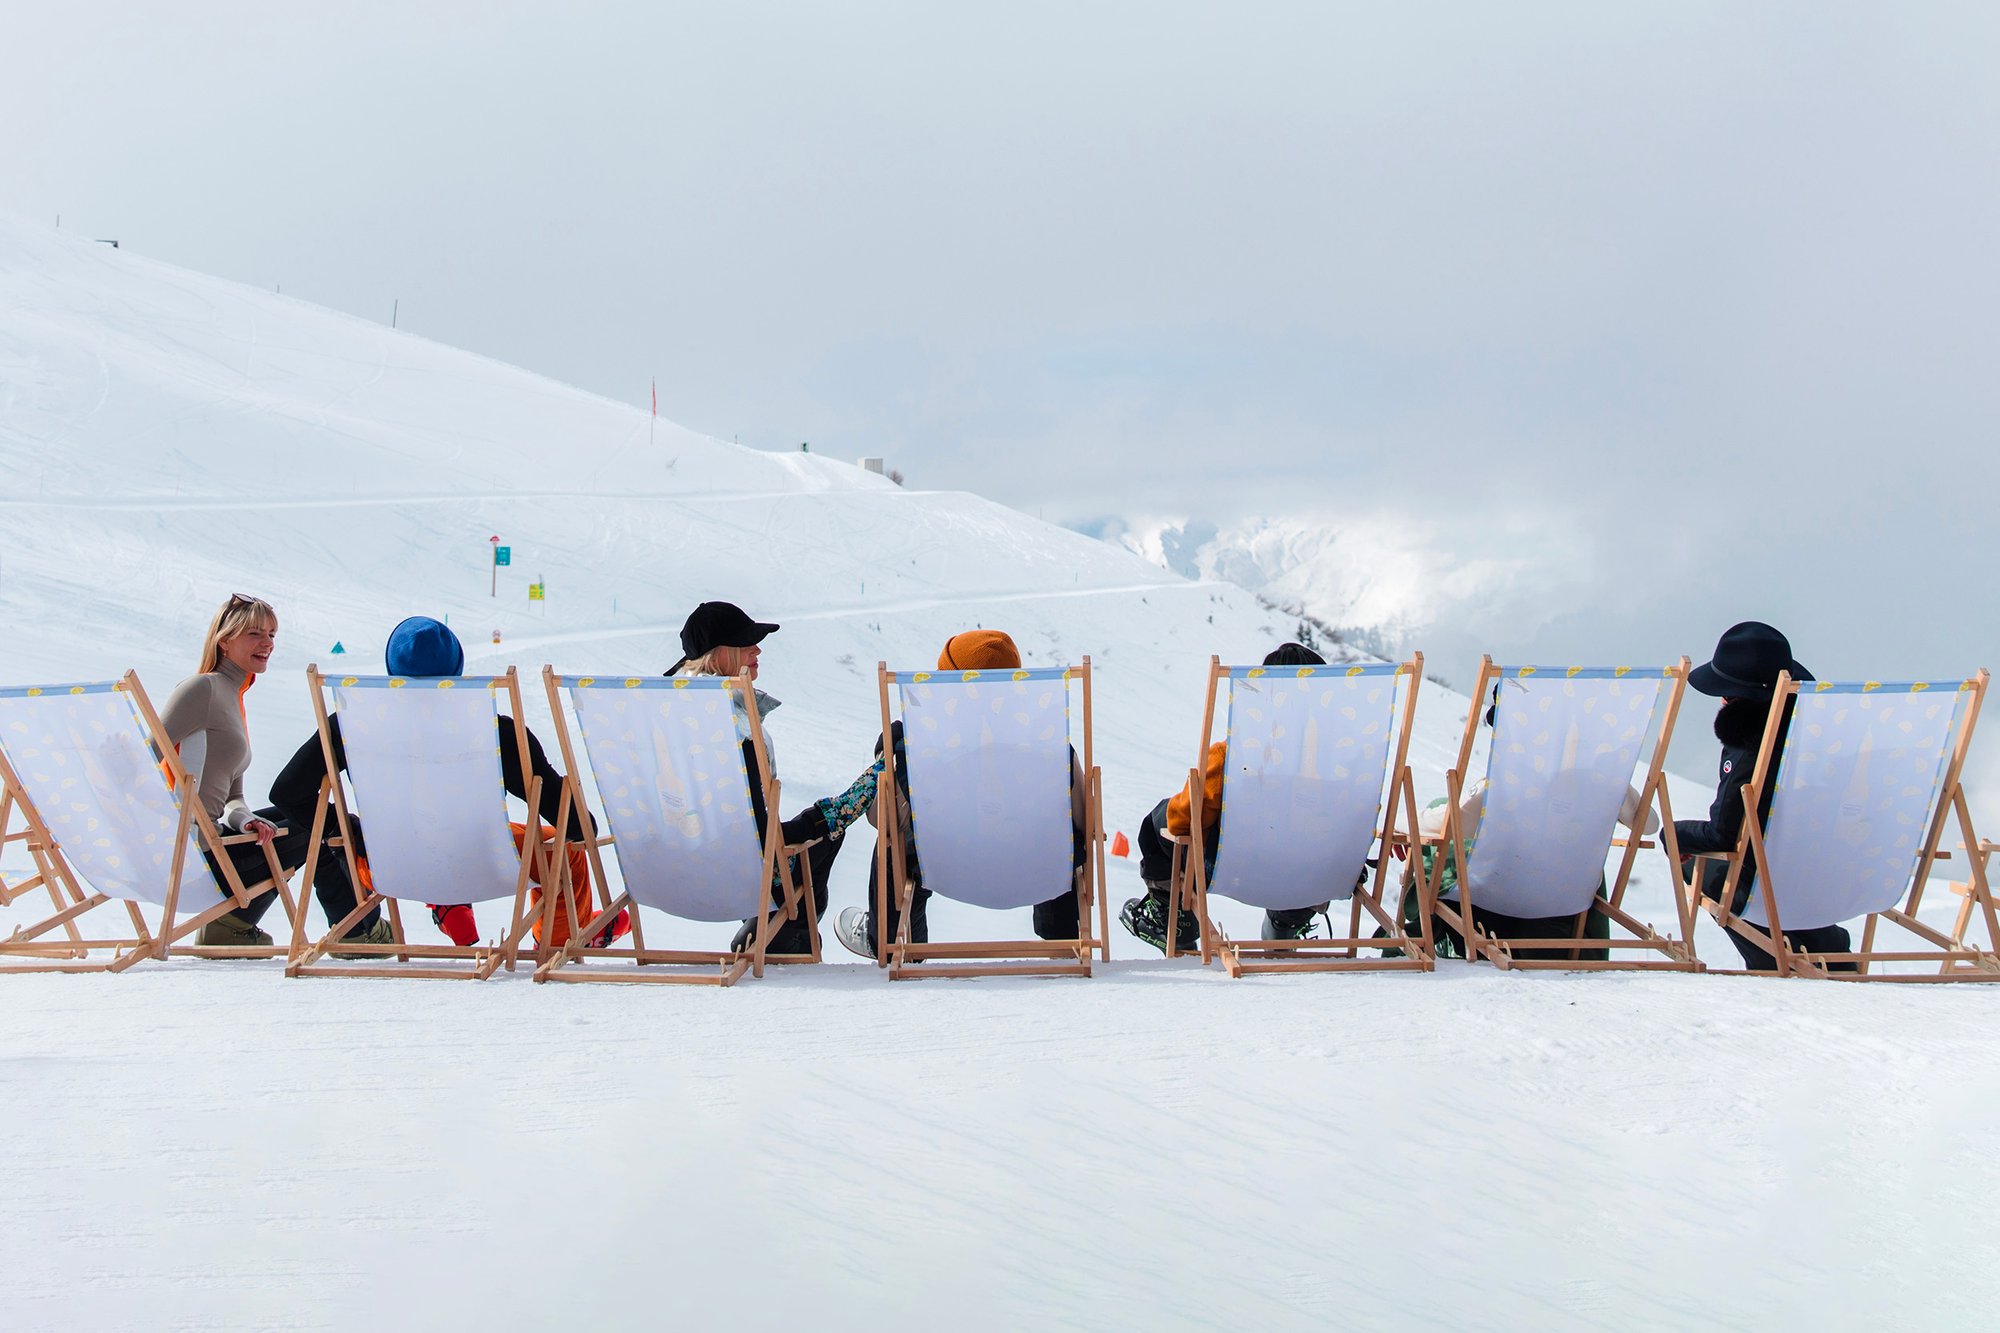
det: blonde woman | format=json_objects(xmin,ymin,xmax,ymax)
[
  {"xmin": 669, "ymin": 601, "xmax": 841, "ymax": 955},
  {"xmin": 160, "ymin": 594, "xmax": 388, "ymax": 951}
]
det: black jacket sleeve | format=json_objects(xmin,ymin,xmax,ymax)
[
  {"xmin": 500, "ymin": 720, "xmax": 588, "ymax": 842},
  {"xmin": 1673, "ymin": 754, "xmax": 1749, "ymax": 857},
  {"xmin": 872, "ymin": 722, "xmax": 908, "ymax": 797},
  {"xmin": 269, "ymin": 716, "xmax": 345, "ymax": 830},
  {"xmin": 1675, "ymin": 699, "xmax": 1795, "ymax": 859},
  {"xmin": 743, "ymin": 738, "xmax": 769, "ymax": 842}
]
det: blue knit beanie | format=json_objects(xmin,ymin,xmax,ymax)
[{"xmin": 385, "ymin": 616, "xmax": 465, "ymax": 678}]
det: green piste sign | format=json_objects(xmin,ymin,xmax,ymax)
[{"xmin": 494, "ymin": 546, "xmax": 512, "ymax": 566}]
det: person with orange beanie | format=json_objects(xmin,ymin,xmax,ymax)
[
  {"xmin": 1122, "ymin": 641, "xmax": 1331, "ymax": 954},
  {"xmin": 777, "ymin": 629, "xmax": 1088, "ymax": 959}
]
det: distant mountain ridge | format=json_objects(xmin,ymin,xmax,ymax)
[{"xmin": 1076, "ymin": 512, "xmax": 1594, "ymax": 686}]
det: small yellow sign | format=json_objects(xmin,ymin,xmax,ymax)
[{"xmin": 528, "ymin": 583, "xmax": 545, "ymax": 602}]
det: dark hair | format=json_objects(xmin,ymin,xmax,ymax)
[{"xmin": 1262, "ymin": 642, "xmax": 1326, "ymax": 668}]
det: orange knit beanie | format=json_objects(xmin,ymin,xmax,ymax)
[{"xmin": 937, "ymin": 630, "xmax": 1022, "ymax": 671}]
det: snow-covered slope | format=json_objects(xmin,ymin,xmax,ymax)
[{"xmin": 3, "ymin": 215, "xmax": 1996, "ymax": 1331}]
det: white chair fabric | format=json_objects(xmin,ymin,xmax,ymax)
[
  {"xmin": 896, "ymin": 667, "xmax": 1074, "ymax": 911},
  {"xmin": 330, "ymin": 676, "xmax": 524, "ymax": 905},
  {"xmin": 1458, "ymin": 668, "xmax": 1665, "ymax": 918},
  {"xmin": 565, "ymin": 675, "xmax": 766, "ymax": 922},
  {"xmin": 1749, "ymin": 681, "xmax": 1970, "ymax": 930},
  {"xmin": 0, "ymin": 682, "xmax": 222, "ymax": 909},
  {"xmin": 1206, "ymin": 663, "xmax": 1404, "ymax": 912}
]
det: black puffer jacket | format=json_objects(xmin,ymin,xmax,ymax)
[{"xmin": 1677, "ymin": 697, "xmax": 1793, "ymax": 905}]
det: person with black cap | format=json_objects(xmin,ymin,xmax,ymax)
[
  {"xmin": 668, "ymin": 601, "xmax": 842, "ymax": 956},
  {"xmin": 1677, "ymin": 620, "xmax": 1855, "ymax": 971},
  {"xmin": 1121, "ymin": 642, "xmax": 1338, "ymax": 954}
]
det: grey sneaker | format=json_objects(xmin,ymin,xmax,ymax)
[
  {"xmin": 834, "ymin": 906, "xmax": 875, "ymax": 959},
  {"xmin": 332, "ymin": 916, "xmax": 396, "ymax": 960},
  {"xmin": 198, "ymin": 914, "xmax": 273, "ymax": 950}
]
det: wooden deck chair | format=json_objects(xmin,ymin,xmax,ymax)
[
  {"xmin": 1950, "ymin": 836, "xmax": 2000, "ymax": 952},
  {"xmin": 1163, "ymin": 656, "xmax": 1432, "ymax": 976},
  {"xmin": 1424, "ymin": 659, "xmax": 1702, "ymax": 972},
  {"xmin": 0, "ymin": 674, "xmax": 297, "ymax": 972},
  {"xmin": 1688, "ymin": 670, "xmax": 1999, "ymax": 980},
  {"xmin": 287, "ymin": 666, "xmax": 555, "ymax": 980},
  {"xmin": 531, "ymin": 670, "xmax": 813, "ymax": 985},
  {"xmin": 873, "ymin": 659, "xmax": 1108, "ymax": 980}
]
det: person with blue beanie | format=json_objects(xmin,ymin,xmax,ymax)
[
  {"xmin": 382, "ymin": 614, "xmax": 464, "ymax": 677},
  {"xmin": 269, "ymin": 616, "xmax": 624, "ymax": 949}
]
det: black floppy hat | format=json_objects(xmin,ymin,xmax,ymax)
[
  {"xmin": 1689, "ymin": 621, "xmax": 1813, "ymax": 700},
  {"xmin": 665, "ymin": 601, "xmax": 778, "ymax": 675}
]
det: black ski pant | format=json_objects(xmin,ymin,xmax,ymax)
[
  {"xmin": 1429, "ymin": 902, "xmax": 1611, "ymax": 962},
  {"xmin": 205, "ymin": 805, "xmax": 380, "ymax": 933},
  {"xmin": 1137, "ymin": 799, "xmax": 1178, "ymax": 886},
  {"xmin": 763, "ymin": 830, "xmax": 844, "ymax": 955},
  {"xmin": 1697, "ymin": 859, "xmax": 1856, "ymax": 973}
]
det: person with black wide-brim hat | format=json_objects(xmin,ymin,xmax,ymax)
[{"xmin": 1677, "ymin": 621, "xmax": 1855, "ymax": 971}]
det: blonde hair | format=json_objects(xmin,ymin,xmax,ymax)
[
  {"xmin": 198, "ymin": 594, "xmax": 279, "ymax": 674},
  {"xmin": 677, "ymin": 645, "xmax": 751, "ymax": 678}
]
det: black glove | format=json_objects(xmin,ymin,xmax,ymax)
[{"xmin": 780, "ymin": 806, "xmax": 830, "ymax": 848}]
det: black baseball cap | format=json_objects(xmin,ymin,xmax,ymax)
[{"xmin": 665, "ymin": 601, "xmax": 778, "ymax": 675}]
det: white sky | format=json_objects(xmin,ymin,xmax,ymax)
[{"xmin": 5, "ymin": 1, "xmax": 1998, "ymax": 785}]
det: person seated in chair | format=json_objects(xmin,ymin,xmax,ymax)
[
  {"xmin": 667, "ymin": 601, "xmax": 845, "ymax": 958},
  {"xmin": 1675, "ymin": 620, "xmax": 1854, "ymax": 972},
  {"xmin": 782, "ymin": 630, "xmax": 1087, "ymax": 959},
  {"xmin": 1121, "ymin": 642, "xmax": 1332, "ymax": 955},
  {"xmin": 269, "ymin": 615, "xmax": 625, "ymax": 950},
  {"xmin": 161, "ymin": 593, "xmax": 371, "ymax": 951},
  {"xmin": 1399, "ymin": 680, "xmax": 1658, "ymax": 962}
]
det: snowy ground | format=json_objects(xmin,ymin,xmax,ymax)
[
  {"xmin": 4, "ymin": 214, "xmax": 1998, "ymax": 1330},
  {"xmin": 7, "ymin": 962, "xmax": 1998, "ymax": 1331}
]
